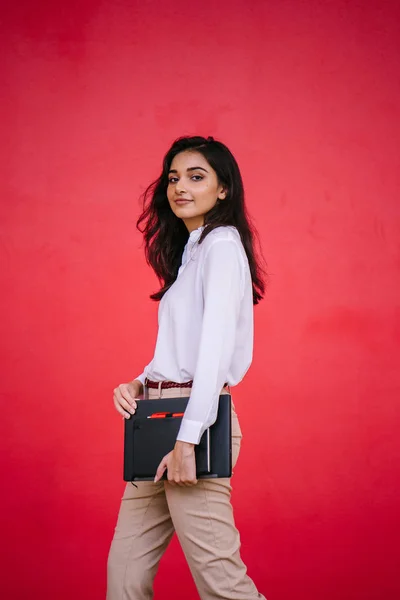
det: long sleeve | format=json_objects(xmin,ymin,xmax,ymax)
[
  {"xmin": 133, "ymin": 371, "xmax": 146, "ymax": 385},
  {"xmin": 133, "ymin": 358, "xmax": 154, "ymax": 385},
  {"xmin": 176, "ymin": 239, "xmax": 244, "ymax": 444}
]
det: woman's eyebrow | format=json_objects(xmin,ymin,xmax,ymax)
[
  {"xmin": 187, "ymin": 166, "xmax": 208, "ymax": 173},
  {"xmin": 168, "ymin": 166, "xmax": 209, "ymax": 174}
]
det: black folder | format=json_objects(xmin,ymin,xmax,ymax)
[{"xmin": 124, "ymin": 394, "xmax": 232, "ymax": 481}]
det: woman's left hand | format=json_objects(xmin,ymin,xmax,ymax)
[{"xmin": 154, "ymin": 441, "xmax": 197, "ymax": 486}]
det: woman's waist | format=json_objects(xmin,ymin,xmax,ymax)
[
  {"xmin": 145, "ymin": 378, "xmax": 228, "ymax": 390},
  {"xmin": 144, "ymin": 379, "xmax": 236, "ymax": 418}
]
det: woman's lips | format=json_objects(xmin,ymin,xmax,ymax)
[{"xmin": 175, "ymin": 199, "xmax": 193, "ymax": 205}]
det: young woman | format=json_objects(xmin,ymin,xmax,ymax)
[{"xmin": 107, "ymin": 136, "xmax": 266, "ymax": 600}]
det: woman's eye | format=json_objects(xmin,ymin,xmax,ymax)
[
  {"xmin": 168, "ymin": 177, "xmax": 178, "ymax": 184},
  {"xmin": 191, "ymin": 175, "xmax": 203, "ymax": 181}
]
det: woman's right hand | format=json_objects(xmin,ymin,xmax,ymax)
[{"xmin": 113, "ymin": 379, "xmax": 143, "ymax": 419}]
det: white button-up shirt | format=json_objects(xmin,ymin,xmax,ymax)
[{"xmin": 135, "ymin": 225, "xmax": 254, "ymax": 445}]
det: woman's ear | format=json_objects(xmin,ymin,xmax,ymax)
[{"xmin": 218, "ymin": 188, "xmax": 227, "ymax": 200}]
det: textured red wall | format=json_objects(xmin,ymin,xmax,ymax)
[{"xmin": 1, "ymin": 1, "xmax": 400, "ymax": 599}]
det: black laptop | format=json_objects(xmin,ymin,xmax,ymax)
[{"xmin": 123, "ymin": 394, "xmax": 232, "ymax": 481}]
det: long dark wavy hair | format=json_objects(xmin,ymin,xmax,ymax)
[{"xmin": 137, "ymin": 136, "xmax": 266, "ymax": 304}]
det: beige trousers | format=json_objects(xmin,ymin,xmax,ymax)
[{"xmin": 107, "ymin": 386, "xmax": 265, "ymax": 600}]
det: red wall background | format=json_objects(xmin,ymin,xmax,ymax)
[{"xmin": 1, "ymin": 1, "xmax": 400, "ymax": 599}]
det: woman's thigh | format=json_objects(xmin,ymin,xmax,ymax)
[{"xmin": 107, "ymin": 482, "xmax": 174, "ymax": 599}]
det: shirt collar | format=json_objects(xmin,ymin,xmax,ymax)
[
  {"xmin": 178, "ymin": 226, "xmax": 205, "ymax": 275},
  {"xmin": 188, "ymin": 225, "xmax": 205, "ymax": 245}
]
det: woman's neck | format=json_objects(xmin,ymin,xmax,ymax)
[{"xmin": 183, "ymin": 217, "xmax": 205, "ymax": 233}]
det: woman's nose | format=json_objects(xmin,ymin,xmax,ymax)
[{"xmin": 175, "ymin": 179, "xmax": 187, "ymax": 194}]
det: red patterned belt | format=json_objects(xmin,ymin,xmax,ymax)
[
  {"xmin": 145, "ymin": 379, "xmax": 193, "ymax": 390},
  {"xmin": 145, "ymin": 379, "xmax": 229, "ymax": 390}
]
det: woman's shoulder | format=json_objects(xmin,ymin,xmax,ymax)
[
  {"xmin": 203, "ymin": 225, "xmax": 242, "ymax": 248},
  {"xmin": 201, "ymin": 226, "xmax": 247, "ymax": 270}
]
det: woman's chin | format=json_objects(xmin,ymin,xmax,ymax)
[{"xmin": 173, "ymin": 207, "xmax": 198, "ymax": 218}]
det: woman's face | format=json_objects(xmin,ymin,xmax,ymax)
[{"xmin": 167, "ymin": 150, "xmax": 226, "ymax": 232}]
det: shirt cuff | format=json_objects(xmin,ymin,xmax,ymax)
[
  {"xmin": 176, "ymin": 418, "xmax": 204, "ymax": 445},
  {"xmin": 133, "ymin": 372, "xmax": 146, "ymax": 385}
]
